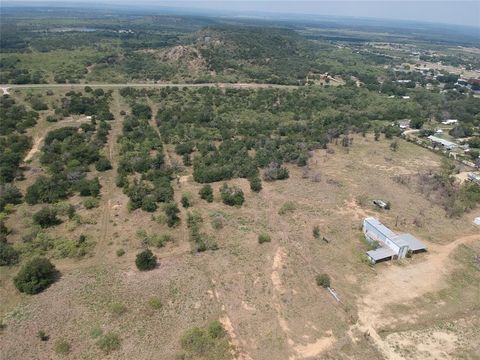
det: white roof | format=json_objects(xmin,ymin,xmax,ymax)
[
  {"xmin": 427, "ymin": 135, "xmax": 458, "ymax": 148},
  {"xmin": 474, "ymin": 217, "xmax": 480, "ymax": 226},
  {"xmin": 367, "ymin": 247, "xmax": 395, "ymax": 261},
  {"xmin": 393, "ymin": 233, "xmax": 427, "ymax": 251},
  {"xmin": 364, "ymin": 217, "xmax": 397, "ymax": 239}
]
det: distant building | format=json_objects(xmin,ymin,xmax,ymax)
[
  {"xmin": 397, "ymin": 119, "xmax": 411, "ymax": 129},
  {"xmin": 441, "ymin": 119, "xmax": 458, "ymax": 125},
  {"xmin": 363, "ymin": 218, "xmax": 427, "ymax": 264},
  {"xmin": 427, "ymin": 135, "xmax": 458, "ymax": 150},
  {"xmin": 468, "ymin": 173, "xmax": 480, "ymax": 185}
]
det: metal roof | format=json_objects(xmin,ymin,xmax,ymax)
[
  {"xmin": 366, "ymin": 247, "xmax": 395, "ymax": 261},
  {"xmin": 427, "ymin": 135, "xmax": 458, "ymax": 148},
  {"xmin": 364, "ymin": 217, "xmax": 397, "ymax": 239},
  {"xmin": 393, "ymin": 233, "xmax": 427, "ymax": 251}
]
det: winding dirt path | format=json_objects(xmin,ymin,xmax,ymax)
[{"xmin": 352, "ymin": 233, "xmax": 479, "ymax": 359}]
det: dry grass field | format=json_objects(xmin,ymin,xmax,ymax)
[{"xmin": 1, "ymin": 90, "xmax": 479, "ymax": 360}]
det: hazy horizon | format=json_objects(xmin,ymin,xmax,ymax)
[{"xmin": 3, "ymin": 0, "xmax": 480, "ymax": 28}]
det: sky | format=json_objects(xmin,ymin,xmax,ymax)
[{"xmin": 4, "ymin": 1, "xmax": 480, "ymax": 27}]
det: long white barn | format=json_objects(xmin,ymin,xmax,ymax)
[{"xmin": 363, "ymin": 217, "xmax": 427, "ymax": 264}]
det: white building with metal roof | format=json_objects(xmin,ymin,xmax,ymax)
[
  {"xmin": 427, "ymin": 135, "xmax": 458, "ymax": 150},
  {"xmin": 363, "ymin": 217, "xmax": 427, "ymax": 264}
]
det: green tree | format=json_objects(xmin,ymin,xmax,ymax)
[
  {"xmin": 181, "ymin": 193, "xmax": 191, "ymax": 208},
  {"xmin": 315, "ymin": 273, "xmax": 331, "ymax": 288},
  {"xmin": 135, "ymin": 249, "xmax": 157, "ymax": 271},
  {"xmin": 33, "ymin": 207, "xmax": 61, "ymax": 228},
  {"xmin": 0, "ymin": 240, "xmax": 19, "ymax": 266},
  {"xmin": 409, "ymin": 118, "xmax": 425, "ymax": 129},
  {"xmin": 220, "ymin": 183, "xmax": 245, "ymax": 206},
  {"xmin": 14, "ymin": 257, "xmax": 57, "ymax": 294},
  {"xmin": 199, "ymin": 184, "xmax": 214, "ymax": 202},
  {"xmin": 164, "ymin": 203, "xmax": 180, "ymax": 227},
  {"xmin": 249, "ymin": 176, "xmax": 262, "ymax": 192},
  {"xmin": 95, "ymin": 157, "xmax": 112, "ymax": 171}
]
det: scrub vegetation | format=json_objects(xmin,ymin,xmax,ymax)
[{"xmin": 1, "ymin": 6, "xmax": 479, "ymax": 360}]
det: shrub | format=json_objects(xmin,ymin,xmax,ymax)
[
  {"xmin": 181, "ymin": 193, "xmax": 191, "ymax": 208},
  {"xmin": 109, "ymin": 303, "xmax": 127, "ymax": 316},
  {"xmin": 199, "ymin": 184, "xmax": 213, "ymax": 202},
  {"xmin": 83, "ymin": 197, "xmax": 99, "ymax": 209},
  {"xmin": 410, "ymin": 118, "xmax": 425, "ymax": 129},
  {"xmin": 175, "ymin": 142, "xmax": 195, "ymax": 155},
  {"xmin": 313, "ymin": 226, "xmax": 320, "ymax": 239},
  {"xmin": 210, "ymin": 212, "xmax": 225, "ymax": 230},
  {"xmin": 116, "ymin": 248, "xmax": 125, "ymax": 257},
  {"xmin": 183, "ymin": 153, "xmax": 192, "ymax": 166},
  {"xmin": 135, "ymin": 249, "xmax": 157, "ymax": 271},
  {"xmin": 141, "ymin": 196, "xmax": 157, "ymax": 212},
  {"xmin": 90, "ymin": 326, "xmax": 103, "ymax": 339},
  {"xmin": 278, "ymin": 201, "xmax": 296, "ymax": 215},
  {"xmin": 33, "ymin": 207, "xmax": 61, "ymax": 228},
  {"xmin": 258, "ymin": 233, "xmax": 271, "ymax": 244},
  {"xmin": 55, "ymin": 339, "xmax": 71, "ymax": 355},
  {"xmin": 249, "ymin": 176, "xmax": 262, "ymax": 192},
  {"xmin": 0, "ymin": 240, "xmax": 19, "ymax": 266},
  {"xmin": 76, "ymin": 178, "xmax": 101, "ymax": 197},
  {"xmin": 37, "ymin": 330, "xmax": 49, "ymax": 341},
  {"xmin": 148, "ymin": 297, "xmax": 162, "ymax": 309},
  {"xmin": 220, "ymin": 183, "xmax": 244, "ymax": 206},
  {"xmin": 14, "ymin": 257, "xmax": 57, "ymax": 294},
  {"xmin": 263, "ymin": 162, "xmax": 289, "ymax": 182},
  {"xmin": 180, "ymin": 321, "xmax": 230, "ymax": 359},
  {"xmin": 164, "ymin": 203, "xmax": 180, "ymax": 227},
  {"xmin": 136, "ymin": 229, "xmax": 173, "ymax": 248},
  {"xmin": 97, "ymin": 332, "xmax": 121, "ymax": 354},
  {"xmin": 0, "ymin": 222, "xmax": 8, "ymax": 239},
  {"xmin": 0, "ymin": 184, "xmax": 23, "ymax": 212},
  {"xmin": 315, "ymin": 273, "xmax": 331, "ymax": 288},
  {"xmin": 95, "ymin": 157, "xmax": 112, "ymax": 172},
  {"xmin": 207, "ymin": 320, "xmax": 225, "ymax": 338},
  {"xmin": 187, "ymin": 211, "xmax": 218, "ymax": 252},
  {"xmin": 53, "ymin": 236, "xmax": 93, "ymax": 259}
]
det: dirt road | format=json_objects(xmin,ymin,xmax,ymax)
[{"xmin": 353, "ymin": 233, "xmax": 479, "ymax": 359}]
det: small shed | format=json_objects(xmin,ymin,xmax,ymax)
[
  {"xmin": 366, "ymin": 247, "xmax": 396, "ymax": 264},
  {"xmin": 393, "ymin": 233, "xmax": 427, "ymax": 253}
]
